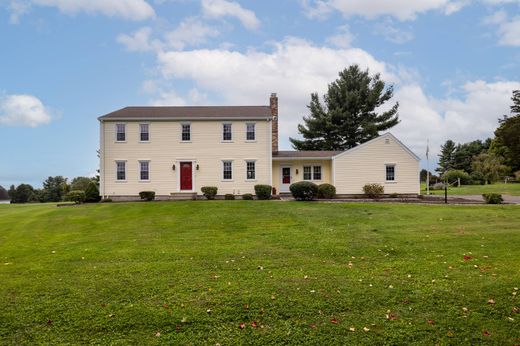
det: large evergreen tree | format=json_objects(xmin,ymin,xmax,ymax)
[
  {"xmin": 451, "ymin": 139, "xmax": 491, "ymax": 173},
  {"xmin": 492, "ymin": 90, "xmax": 520, "ymax": 172},
  {"xmin": 290, "ymin": 65, "xmax": 399, "ymax": 150},
  {"xmin": 436, "ymin": 140, "xmax": 456, "ymax": 174}
]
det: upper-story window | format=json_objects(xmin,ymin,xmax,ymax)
[
  {"xmin": 223, "ymin": 123, "xmax": 232, "ymax": 141},
  {"xmin": 386, "ymin": 164, "xmax": 395, "ymax": 181},
  {"xmin": 182, "ymin": 124, "xmax": 191, "ymax": 141},
  {"xmin": 140, "ymin": 124, "xmax": 149, "ymax": 142},
  {"xmin": 246, "ymin": 123, "xmax": 255, "ymax": 141},
  {"xmin": 116, "ymin": 161, "xmax": 126, "ymax": 181},
  {"xmin": 116, "ymin": 124, "xmax": 126, "ymax": 142},
  {"xmin": 223, "ymin": 160, "xmax": 233, "ymax": 180},
  {"xmin": 139, "ymin": 161, "xmax": 150, "ymax": 181}
]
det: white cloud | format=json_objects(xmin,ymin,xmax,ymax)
[
  {"xmin": 0, "ymin": 94, "xmax": 52, "ymax": 127},
  {"xmin": 375, "ymin": 18, "xmax": 414, "ymax": 44},
  {"xmin": 201, "ymin": 0, "xmax": 260, "ymax": 29},
  {"xmin": 117, "ymin": 27, "xmax": 159, "ymax": 52},
  {"xmin": 326, "ymin": 24, "xmax": 355, "ymax": 48},
  {"xmin": 484, "ymin": 11, "xmax": 520, "ymax": 46},
  {"xmin": 7, "ymin": 0, "xmax": 155, "ymax": 22},
  {"xmin": 165, "ymin": 17, "xmax": 220, "ymax": 50},
  {"xmin": 301, "ymin": 0, "xmax": 463, "ymax": 21}
]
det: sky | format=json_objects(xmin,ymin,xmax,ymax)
[{"xmin": 0, "ymin": 0, "xmax": 519, "ymax": 188}]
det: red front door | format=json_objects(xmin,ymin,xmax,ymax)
[{"xmin": 180, "ymin": 162, "xmax": 193, "ymax": 191}]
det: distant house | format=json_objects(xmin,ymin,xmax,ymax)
[{"xmin": 98, "ymin": 94, "xmax": 419, "ymax": 200}]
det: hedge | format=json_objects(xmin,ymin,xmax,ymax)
[{"xmin": 289, "ymin": 181, "xmax": 319, "ymax": 201}]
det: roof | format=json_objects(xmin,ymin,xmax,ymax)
[
  {"xmin": 98, "ymin": 106, "xmax": 272, "ymax": 121},
  {"xmin": 273, "ymin": 151, "xmax": 343, "ymax": 159},
  {"xmin": 333, "ymin": 133, "xmax": 421, "ymax": 161}
]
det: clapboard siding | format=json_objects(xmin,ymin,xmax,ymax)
[
  {"xmin": 333, "ymin": 134, "xmax": 420, "ymax": 194},
  {"xmin": 272, "ymin": 160, "xmax": 333, "ymax": 192},
  {"xmin": 100, "ymin": 120, "xmax": 272, "ymax": 196}
]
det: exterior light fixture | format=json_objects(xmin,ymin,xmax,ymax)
[
  {"xmin": 296, "ymin": 169, "xmax": 299, "ymax": 175},
  {"xmin": 172, "ymin": 164, "xmax": 176, "ymax": 171},
  {"xmin": 196, "ymin": 164, "xmax": 200, "ymax": 170}
]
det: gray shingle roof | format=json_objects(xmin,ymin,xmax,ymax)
[{"xmin": 99, "ymin": 106, "xmax": 272, "ymax": 121}]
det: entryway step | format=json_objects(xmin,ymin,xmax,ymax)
[{"xmin": 169, "ymin": 192, "xmax": 197, "ymax": 200}]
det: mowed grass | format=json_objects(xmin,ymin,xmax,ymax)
[
  {"xmin": 0, "ymin": 202, "xmax": 519, "ymax": 345},
  {"xmin": 421, "ymin": 182, "xmax": 520, "ymax": 196}
]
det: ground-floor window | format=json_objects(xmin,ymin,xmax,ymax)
[
  {"xmin": 139, "ymin": 161, "xmax": 150, "ymax": 181},
  {"xmin": 246, "ymin": 161, "xmax": 256, "ymax": 180},
  {"xmin": 313, "ymin": 166, "xmax": 322, "ymax": 180},
  {"xmin": 386, "ymin": 164, "xmax": 395, "ymax": 181},
  {"xmin": 223, "ymin": 161, "xmax": 233, "ymax": 180},
  {"xmin": 303, "ymin": 165, "xmax": 321, "ymax": 180},
  {"xmin": 116, "ymin": 161, "xmax": 126, "ymax": 181}
]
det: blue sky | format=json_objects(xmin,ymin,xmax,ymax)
[{"xmin": 0, "ymin": 0, "xmax": 519, "ymax": 188}]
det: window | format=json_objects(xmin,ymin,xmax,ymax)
[
  {"xmin": 246, "ymin": 123, "xmax": 255, "ymax": 141},
  {"xmin": 386, "ymin": 164, "xmax": 395, "ymax": 181},
  {"xmin": 303, "ymin": 166, "xmax": 312, "ymax": 180},
  {"xmin": 181, "ymin": 124, "xmax": 191, "ymax": 141},
  {"xmin": 116, "ymin": 161, "xmax": 126, "ymax": 181},
  {"xmin": 303, "ymin": 165, "xmax": 321, "ymax": 180},
  {"xmin": 246, "ymin": 161, "xmax": 256, "ymax": 180},
  {"xmin": 140, "ymin": 124, "xmax": 149, "ymax": 141},
  {"xmin": 223, "ymin": 161, "xmax": 233, "ymax": 180},
  {"xmin": 116, "ymin": 124, "xmax": 126, "ymax": 142},
  {"xmin": 313, "ymin": 166, "xmax": 322, "ymax": 180},
  {"xmin": 223, "ymin": 123, "xmax": 232, "ymax": 141},
  {"xmin": 139, "ymin": 161, "xmax": 150, "ymax": 181}
]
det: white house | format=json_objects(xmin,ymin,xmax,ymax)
[{"xmin": 98, "ymin": 94, "xmax": 420, "ymax": 199}]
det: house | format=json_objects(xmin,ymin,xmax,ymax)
[{"xmin": 98, "ymin": 94, "xmax": 420, "ymax": 200}]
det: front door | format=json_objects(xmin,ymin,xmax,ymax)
[
  {"xmin": 280, "ymin": 166, "xmax": 291, "ymax": 192},
  {"xmin": 180, "ymin": 162, "xmax": 193, "ymax": 191}
]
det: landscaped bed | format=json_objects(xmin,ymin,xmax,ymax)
[{"xmin": 1, "ymin": 202, "xmax": 519, "ymax": 344}]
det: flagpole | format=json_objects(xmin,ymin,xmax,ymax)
[{"xmin": 426, "ymin": 139, "xmax": 430, "ymax": 195}]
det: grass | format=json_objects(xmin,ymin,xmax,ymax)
[
  {"xmin": 421, "ymin": 182, "xmax": 520, "ymax": 196},
  {"xmin": 1, "ymin": 201, "xmax": 519, "ymax": 345}
]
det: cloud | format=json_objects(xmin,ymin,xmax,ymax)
[
  {"xmin": 201, "ymin": 0, "xmax": 260, "ymax": 29},
  {"xmin": 0, "ymin": 94, "xmax": 52, "ymax": 127},
  {"xmin": 484, "ymin": 11, "xmax": 520, "ymax": 46},
  {"xmin": 7, "ymin": 0, "xmax": 155, "ymax": 22},
  {"xmin": 325, "ymin": 24, "xmax": 355, "ymax": 48},
  {"xmin": 375, "ymin": 18, "xmax": 414, "ymax": 44},
  {"xmin": 301, "ymin": 0, "xmax": 464, "ymax": 21},
  {"xmin": 117, "ymin": 27, "xmax": 158, "ymax": 52}
]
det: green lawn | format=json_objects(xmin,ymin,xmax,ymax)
[
  {"xmin": 421, "ymin": 182, "xmax": 520, "ymax": 196},
  {"xmin": 1, "ymin": 202, "xmax": 519, "ymax": 345}
]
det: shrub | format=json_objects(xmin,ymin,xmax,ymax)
[
  {"xmin": 363, "ymin": 183, "xmax": 384, "ymax": 199},
  {"xmin": 101, "ymin": 198, "xmax": 113, "ymax": 203},
  {"xmin": 432, "ymin": 182, "xmax": 446, "ymax": 190},
  {"xmin": 224, "ymin": 194, "xmax": 235, "ymax": 200},
  {"xmin": 290, "ymin": 181, "xmax": 319, "ymax": 201},
  {"xmin": 317, "ymin": 183, "xmax": 336, "ymax": 199},
  {"xmin": 483, "ymin": 193, "xmax": 503, "ymax": 204},
  {"xmin": 242, "ymin": 193, "xmax": 254, "ymax": 200},
  {"xmin": 470, "ymin": 171, "xmax": 486, "ymax": 185},
  {"xmin": 442, "ymin": 169, "xmax": 471, "ymax": 185},
  {"xmin": 85, "ymin": 182, "xmax": 101, "ymax": 203},
  {"xmin": 515, "ymin": 170, "xmax": 520, "ymax": 182},
  {"xmin": 254, "ymin": 185, "xmax": 272, "ymax": 200},
  {"xmin": 201, "ymin": 186, "xmax": 218, "ymax": 200},
  {"xmin": 139, "ymin": 191, "xmax": 156, "ymax": 201},
  {"xmin": 389, "ymin": 193, "xmax": 399, "ymax": 198},
  {"xmin": 64, "ymin": 190, "xmax": 86, "ymax": 204}
]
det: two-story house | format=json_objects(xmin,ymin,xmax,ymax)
[{"xmin": 98, "ymin": 93, "xmax": 420, "ymax": 200}]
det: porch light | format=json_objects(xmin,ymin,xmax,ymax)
[
  {"xmin": 296, "ymin": 169, "xmax": 299, "ymax": 175},
  {"xmin": 196, "ymin": 164, "xmax": 200, "ymax": 170},
  {"xmin": 172, "ymin": 164, "xmax": 176, "ymax": 171}
]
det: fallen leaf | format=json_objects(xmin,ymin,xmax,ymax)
[
  {"xmin": 463, "ymin": 255, "xmax": 472, "ymax": 261},
  {"xmin": 243, "ymin": 304, "xmax": 249, "ymax": 310},
  {"xmin": 46, "ymin": 319, "xmax": 53, "ymax": 326},
  {"xmin": 155, "ymin": 332, "xmax": 161, "ymax": 337},
  {"xmin": 427, "ymin": 320, "xmax": 435, "ymax": 325},
  {"xmin": 447, "ymin": 330, "xmax": 454, "ymax": 337},
  {"xmin": 206, "ymin": 309, "xmax": 212, "ymax": 314},
  {"xmin": 348, "ymin": 261, "xmax": 353, "ymax": 268},
  {"xmin": 309, "ymin": 323, "xmax": 316, "ymax": 329},
  {"xmin": 271, "ymin": 294, "xmax": 276, "ymax": 300},
  {"xmin": 512, "ymin": 307, "xmax": 518, "ymax": 313},
  {"xmin": 239, "ymin": 323, "xmax": 246, "ymax": 329},
  {"xmin": 462, "ymin": 307, "xmax": 468, "ymax": 313},
  {"xmin": 363, "ymin": 327, "xmax": 370, "ymax": 332},
  {"xmin": 251, "ymin": 321, "xmax": 258, "ymax": 328},
  {"xmin": 487, "ymin": 299, "xmax": 495, "ymax": 305},
  {"xmin": 331, "ymin": 318, "xmax": 338, "ymax": 324},
  {"xmin": 482, "ymin": 330, "xmax": 490, "ymax": 337},
  {"xmin": 181, "ymin": 317, "xmax": 187, "ymax": 323},
  {"xmin": 349, "ymin": 327, "xmax": 356, "ymax": 332}
]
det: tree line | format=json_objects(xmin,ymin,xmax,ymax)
[{"xmin": 5, "ymin": 176, "xmax": 100, "ymax": 204}]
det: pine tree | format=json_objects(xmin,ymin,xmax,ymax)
[
  {"xmin": 437, "ymin": 140, "xmax": 456, "ymax": 174},
  {"xmin": 289, "ymin": 65, "xmax": 399, "ymax": 150},
  {"xmin": 511, "ymin": 90, "xmax": 520, "ymax": 115}
]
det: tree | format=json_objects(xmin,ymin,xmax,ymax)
[
  {"xmin": 289, "ymin": 65, "xmax": 399, "ymax": 150},
  {"xmin": 0, "ymin": 185, "xmax": 8, "ymax": 200},
  {"xmin": 436, "ymin": 140, "xmax": 456, "ymax": 174},
  {"xmin": 511, "ymin": 90, "xmax": 520, "ymax": 115},
  {"xmin": 493, "ymin": 113, "xmax": 520, "ymax": 172},
  {"xmin": 451, "ymin": 139, "xmax": 490, "ymax": 173},
  {"xmin": 84, "ymin": 181, "xmax": 101, "ymax": 203},
  {"xmin": 42, "ymin": 176, "xmax": 69, "ymax": 202},
  {"xmin": 471, "ymin": 152, "xmax": 509, "ymax": 184},
  {"xmin": 71, "ymin": 177, "xmax": 95, "ymax": 191},
  {"xmin": 10, "ymin": 184, "xmax": 35, "ymax": 203}
]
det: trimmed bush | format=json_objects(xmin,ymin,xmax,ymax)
[
  {"xmin": 64, "ymin": 190, "xmax": 86, "ymax": 204},
  {"xmin": 201, "ymin": 186, "xmax": 218, "ymax": 200},
  {"xmin": 254, "ymin": 185, "xmax": 272, "ymax": 200},
  {"xmin": 483, "ymin": 193, "xmax": 503, "ymax": 204},
  {"xmin": 224, "ymin": 194, "xmax": 235, "ymax": 200},
  {"xmin": 242, "ymin": 193, "xmax": 254, "ymax": 200},
  {"xmin": 432, "ymin": 182, "xmax": 446, "ymax": 190},
  {"xmin": 139, "ymin": 191, "xmax": 156, "ymax": 201},
  {"xmin": 363, "ymin": 183, "xmax": 384, "ymax": 199},
  {"xmin": 290, "ymin": 181, "xmax": 319, "ymax": 201},
  {"xmin": 389, "ymin": 193, "xmax": 399, "ymax": 198},
  {"xmin": 317, "ymin": 183, "xmax": 336, "ymax": 199},
  {"xmin": 442, "ymin": 169, "xmax": 471, "ymax": 185},
  {"xmin": 85, "ymin": 182, "xmax": 101, "ymax": 203}
]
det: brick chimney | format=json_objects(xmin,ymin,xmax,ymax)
[{"xmin": 270, "ymin": 93, "xmax": 278, "ymax": 153}]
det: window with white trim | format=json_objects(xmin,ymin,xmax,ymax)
[
  {"xmin": 246, "ymin": 123, "xmax": 255, "ymax": 141},
  {"xmin": 116, "ymin": 124, "xmax": 126, "ymax": 142},
  {"xmin": 223, "ymin": 161, "xmax": 233, "ymax": 180},
  {"xmin": 116, "ymin": 161, "xmax": 126, "ymax": 181},
  {"xmin": 246, "ymin": 161, "xmax": 256, "ymax": 180},
  {"xmin": 140, "ymin": 124, "xmax": 149, "ymax": 141},
  {"xmin": 303, "ymin": 166, "xmax": 312, "ymax": 180},
  {"xmin": 313, "ymin": 166, "xmax": 322, "ymax": 180},
  {"xmin": 386, "ymin": 164, "xmax": 395, "ymax": 181},
  {"xmin": 139, "ymin": 161, "xmax": 150, "ymax": 181},
  {"xmin": 181, "ymin": 124, "xmax": 191, "ymax": 141},
  {"xmin": 223, "ymin": 123, "xmax": 232, "ymax": 141}
]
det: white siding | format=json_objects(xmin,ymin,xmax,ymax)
[{"xmin": 333, "ymin": 134, "xmax": 420, "ymax": 194}]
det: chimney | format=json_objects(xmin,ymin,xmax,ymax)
[{"xmin": 270, "ymin": 93, "xmax": 278, "ymax": 153}]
